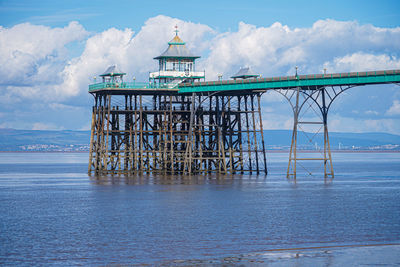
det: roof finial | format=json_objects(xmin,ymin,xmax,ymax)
[{"xmin": 174, "ymin": 25, "xmax": 179, "ymax": 36}]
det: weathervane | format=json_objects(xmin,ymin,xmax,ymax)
[{"xmin": 174, "ymin": 25, "xmax": 179, "ymax": 36}]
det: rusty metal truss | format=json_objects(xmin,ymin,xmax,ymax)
[{"xmin": 88, "ymin": 90, "xmax": 267, "ymax": 175}]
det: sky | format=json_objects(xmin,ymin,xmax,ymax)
[{"xmin": 0, "ymin": 0, "xmax": 400, "ymax": 134}]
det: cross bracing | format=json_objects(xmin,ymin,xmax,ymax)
[{"xmin": 88, "ymin": 69, "xmax": 400, "ymax": 179}]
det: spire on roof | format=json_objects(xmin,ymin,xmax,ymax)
[
  {"xmin": 154, "ymin": 27, "xmax": 199, "ymax": 59},
  {"xmin": 174, "ymin": 25, "xmax": 179, "ymax": 36}
]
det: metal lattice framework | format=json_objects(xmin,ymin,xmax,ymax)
[
  {"xmin": 177, "ymin": 69, "xmax": 400, "ymax": 179},
  {"xmin": 88, "ymin": 90, "xmax": 267, "ymax": 175},
  {"xmin": 88, "ymin": 69, "xmax": 400, "ymax": 179},
  {"xmin": 274, "ymin": 85, "xmax": 355, "ymax": 179}
]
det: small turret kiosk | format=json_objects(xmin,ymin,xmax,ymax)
[
  {"xmin": 150, "ymin": 26, "xmax": 205, "ymax": 88},
  {"xmin": 99, "ymin": 65, "xmax": 126, "ymax": 85},
  {"xmin": 231, "ymin": 67, "xmax": 260, "ymax": 80}
]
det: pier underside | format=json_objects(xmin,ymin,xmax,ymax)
[
  {"xmin": 88, "ymin": 69, "xmax": 400, "ymax": 179},
  {"xmin": 88, "ymin": 90, "xmax": 267, "ymax": 175}
]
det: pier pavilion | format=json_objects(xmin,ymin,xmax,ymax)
[{"xmin": 88, "ymin": 28, "xmax": 400, "ymax": 179}]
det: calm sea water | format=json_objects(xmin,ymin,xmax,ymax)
[{"xmin": 0, "ymin": 152, "xmax": 399, "ymax": 265}]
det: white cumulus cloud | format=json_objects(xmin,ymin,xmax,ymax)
[
  {"xmin": 329, "ymin": 115, "xmax": 400, "ymax": 134},
  {"xmin": 1, "ymin": 16, "xmax": 400, "ymax": 132},
  {"xmin": 323, "ymin": 53, "xmax": 400, "ymax": 73},
  {"xmin": 0, "ymin": 21, "xmax": 88, "ymax": 102},
  {"xmin": 387, "ymin": 100, "xmax": 400, "ymax": 115},
  {"xmin": 202, "ymin": 19, "xmax": 400, "ymax": 79},
  {"xmin": 57, "ymin": 15, "xmax": 214, "ymax": 97},
  {"xmin": 56, "ymin": 27, "xmax": 135, "ymax": 97},
  {"xmin": 0, "ymin": 21, "xmax": 88, "ymax": 85}
]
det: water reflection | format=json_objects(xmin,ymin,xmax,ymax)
[
  {"xmin": 2, "ymin": 152, "xmax": 399, "ymax": 265},
  {"xmin": 89, "ymin": 173, "xmax": 268, "ymax": 186},
  {"xmin": 286, "ymin": 176, "xmax": 334, "ymax": 186}
]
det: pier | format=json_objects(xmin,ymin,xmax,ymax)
[{"xmin": 88, "ymin": 30, "xmax": 400, "ymax": 178}]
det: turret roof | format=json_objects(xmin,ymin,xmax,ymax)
[
  {"xmin": 231, "ymin": 67, "xmax": 260, "ymax": 79},
  {"xmin": 100, "ymin": 65, "xmax": 126, "ymax": 77},
  {"xmin": 154, "ymin": 34, "xmax": 200, "ymax": 59},
  {"xmin": 168, "ymin": 35, "xmax": 185, "ymax": 45}
]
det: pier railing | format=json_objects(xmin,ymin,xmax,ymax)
[
  {"xmin": 179, "ymin": 69, "xmax": 400, "ymax": 93},
  {"xmin": 88, "ymin": 82, "xmax": 177, "ymax": 92}
]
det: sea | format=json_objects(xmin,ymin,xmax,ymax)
[{"xmin": 0, "ymin": 152, "xmax": 399, "ymax": 266}]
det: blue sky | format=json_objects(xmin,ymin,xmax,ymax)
[
  {"xmin": 2, "ymin": 0, "xmax": 399, "ymax": 30},
  {"xmin": 0, "ymin": 0, "xmax": 400, "ymax": 133}
]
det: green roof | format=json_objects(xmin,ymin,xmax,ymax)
[{"xmin": 154, "ymin": 34, "xmax": 199, "ymax": 59}]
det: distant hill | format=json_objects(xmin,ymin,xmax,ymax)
[
  {"xmin": 0, "ymin": 128, "xmax": 399, "ymax": 151},
  {"xmin": 0, "ymin": 128, "xmax": 90, "ymax": 151},
  {"xmin": 262, "ymin": 130, "xmax": 400, "ymax": 150}
]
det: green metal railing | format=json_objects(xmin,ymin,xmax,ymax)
[
  {"xmin": 178, "ymin": 69, "xmax": 400, "ymax": 93},
  {"xmin": 88, "ymin": 70, "xmax": 400, "ymax": 93},
  {"xmin": 88, "ymin": 82, "xmax": 176, "ymax": 92}
]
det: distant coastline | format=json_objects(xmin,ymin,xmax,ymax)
[
  {"xmin": 1, "ymin": 128, "xmax": 400, "ymax": 152},
  {"xmin": 0, "ymin": 150, "xmax": 399, "ymax": 153},
  {"xmin": 267, "ymin": 150, "xmax": 400, "ymax": 153}
]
